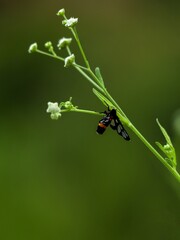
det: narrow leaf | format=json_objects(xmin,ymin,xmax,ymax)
[
  {"xmin": 156, "ymin": 119, "xmax": 173, "ymax": 146},
  {"xmin": 156, "ymin": 119, "xmax": 177, "ymax": 168},
  {"xmin": 95, "ymin": 67, "xmax": 104, "ymax": 86}
]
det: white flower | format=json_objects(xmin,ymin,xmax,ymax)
[
  {"xmin": 57, "ymin": 37, "xmax": 72, "ymax": 49},
  {"xmin": 64, "ymin": 54, "xmax": 75, "ymax": 67},
  {"xmin": 28, "ymin": 43, "xmax": 38, "ymax": 53},
  {"xmin": 46, "ymin": 102, "xmax": 61, "ymax": 120},
  {"xmin": 63, "ymin": 17, "xmax": 78, "ymax": 27}
]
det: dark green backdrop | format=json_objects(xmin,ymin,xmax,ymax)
[{"xmin": 0, "ymin": 1, "xmax": 180, "ymax": 239}]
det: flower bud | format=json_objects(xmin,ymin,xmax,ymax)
[
  {"xmin": 28, "ymin": 43, "xmax": 38, "ymax": 53},
  {"xmin": 57, "ymin": 37, "xmax": 72, "ymax": 50},
  {"xmin": 64, "ymin": 54, "xmax": 75, "ymax": 67},
  {"xmin": 64, "ymin": 101, "xmax": 73, "ymax": 109},
  {"xmin": 57, "ymin": 8, "xmax": 65, "ymax": 16},
  {"xmin": 44, "ymin": 41, "xmax": 53, "ymax": 49},
  {"xmin": 44, "ymin": 41, "xmax": 54, "ymax": 53}
]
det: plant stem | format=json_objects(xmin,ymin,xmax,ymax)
[
  {"xmin": 70, "ymin": 27, "xmax": 90, "ymax": 69},
  {"xmin": 74, "ymin": 65, "xmax": 104, "ymax": 93},
  {"xmin": 130, "ymin": 124, "xmax": 180, "ymax": 182},
  {"xmin": 88, "ymin": 69, "xmax": 105, "ymax": 86},
  {"xmin": 66, "ymin": 46, "xmax": 72, "ymax": 55},
  {"xmin": 74, "ymin": 64, "xmax": 180, "ymax": 181},
  {"xmin": 36, "ymin": 50, "xmax": 64, "ymax": 61},
  {"xmin": 85, "ymin": 68, "xmax": 128, "ymax": 118},
  {"xmin": 103, "ymin": 88, "xmax": 128, "ymax": 118},
  {"xmin": 61, "ymin": 108, "xmax": 103, "ymax": 116}
]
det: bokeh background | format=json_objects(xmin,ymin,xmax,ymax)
[{"xmin": 0, "ymin": 0, "xmax": 180, "ymax": 239}]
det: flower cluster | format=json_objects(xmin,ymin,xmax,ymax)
[
  {"xmin": 62, "ymin": 17, "xmax": 78, "ymax": 28},
  {"xmin": 46, "ymin": 98, "xmax": 77, "ymax": 120},
  {"xmin": 28, "ymin": 8, "xmax": 77, "ymax": 67}
]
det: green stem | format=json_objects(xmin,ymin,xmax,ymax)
[
  {"xmin": 130, "ymin": 124, "xmax": 180, "ymax": 182},
  {"xmin": 77, "ymin": 65, "xmax": 180, "ymax": 181},
  {"xmin": 50, "ymin": 49, "xmax": 57, "ymax": 57},
  {"xmin": 37, "ymin": 49, "xmax": 91, "ymax": 72},
  {"xmin": 73, "ymin": 64, "xmax": 88, "ymax": 71},
  {"xmin": 74, "ymin": 65, "xmax": 104, "ymax": 93},
  {"xmin": 98, "ymin": 86, "xmax": 180, "ymax": 181},
  {"xmin": 66, "ymin": 46, "xmax": 72, "ymax": 55},
  {"xmin": 72, "ymin": 52, "xmax": 180, "ymax": 181},
  {"xmin": 70, "ymin": 27, "xmax": 90, "ymax": 69},
  {"xmin": 88, "ymin": 69, "xmax": 106, "ymax": 86},
  {"xmin": 101, "ymin": 87, "xmax": 180, "ymax": 181},
  {"xmin": 103, "ymin": 88, "xmax": 128, "ymax": 118},
  {"xmin": 61, "ymin": 108, "xmax": 103, "ymax": 116},
  {"xmin": 36, "ymin": 50, "xmax": 64, "ymax": 61},
  {"xmin": 86, "ymin": 68, "xmax": 128, "ymax": 117}
]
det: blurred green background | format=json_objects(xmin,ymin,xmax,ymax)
[{"xmin": 0, "ymin": 0, "xmax": 180, "ymax": 239}]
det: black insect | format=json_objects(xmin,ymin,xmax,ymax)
[{"xmin": 96, "ymin": 109, "xmax": 130, "ymax": 141}]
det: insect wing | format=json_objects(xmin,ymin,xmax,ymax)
[{"xmin": 115, "ymin": 119, "xmax": 130, "ymax": 141}]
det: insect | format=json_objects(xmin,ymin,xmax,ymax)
[{"xmin": 96, "ymin": 108, "xmax": 130, "ymax": 141}]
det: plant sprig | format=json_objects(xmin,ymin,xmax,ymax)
[{"xmin": 29, "ymin": 8, "xmax": 180, "ymax": 182}]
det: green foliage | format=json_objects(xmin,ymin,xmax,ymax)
[{"xmin": 156, "ymin": 119, "xmax": 176, "ymax": 169}]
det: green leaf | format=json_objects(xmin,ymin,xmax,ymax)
[
  {"xmin": 156, "ymin": 119, "xmax": 173, "ymax": 146},
  {"xmin": 95, "ymin": 67, "xmax": 104, "ymax": 87},
  {"xmin": 156, "ymin": 119, "xmax": 177, "ymax": 169}
]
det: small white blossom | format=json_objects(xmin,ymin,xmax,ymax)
[
  {"xmin": 46, "ymin": 102, "xmax": 61, "ymax": 120},
  {"xmin": 57, "ymin": 37, "xmax": 72, "ymax": 49},
  {"xmin": 28, "ymin": 43, "xmax": 38, "ymax": 53},
  {"xmin": 64, "ymin": 54, "xmax": 75, "ymax": 67},
  {"xmin": 57, "ymin": 8, "xmax": 65, "ymax": 16},
  {"xmin": 63, "ymin": 17, "xmax": 78, "ymax": 27}
]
